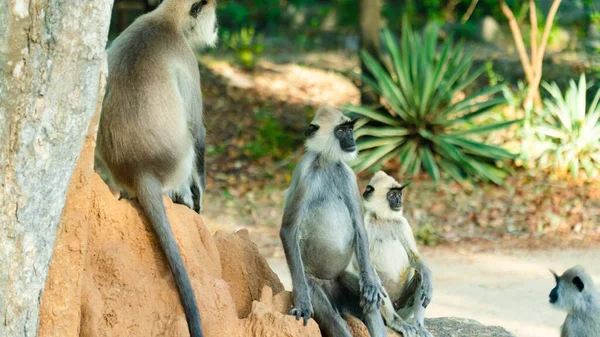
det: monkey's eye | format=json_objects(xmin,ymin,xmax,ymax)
[
  {"xmin": 190, "ymin": 1, "xmax": 205, "ymax": 17},
  {"xmin": 336, "ymin": 128, "xmax": 345, "ymax": 137},
  {"xmin": 363, "ymin": 185, "xmax": 374, "ymax": 199},
  {"xmin": 387, "ymin": 190, "xmax": 401, "ymax": 201}
]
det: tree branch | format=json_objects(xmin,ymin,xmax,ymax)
[
  {"xmin": 529, "ymin": 0, "xmax": 538, "ymax": 78},
  {"xmin": 461, "ymin": 0, "xmax": 479, "ymax": 24},
  {"xmin": 535, "ymin": 0, "xmax": 563, "ymax": 80},
  {"xmin": 499, "ymin": 0, "xmax": 535, "ymax": 85}
]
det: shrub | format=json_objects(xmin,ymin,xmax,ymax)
[
  {"xmin": 347, "ymin": 21, "xmax": 519, "ymax": 184},
  {"xmin": 243, "ymin": 110, "xmax": 298, "ymax": 160},
  {"xmin": 222, "ymin": 27, "xmax": 264, "ymax": 70},
  {"xmin": 532, "ymin": 75, "xmax": 600, "ymax": 180}
]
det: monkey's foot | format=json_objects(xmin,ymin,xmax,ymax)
[
  {"xmin": 119, "ymin": 191, "xmax": 136, "ymax": 200},
  {"xmin": 168, "ymin": 186, "xmax": 194, "ymax": 210},
  {"xmin": 387, "ymin": 318, "xmax": 419, "ymax": 337},
  {"xmin": 417, "ymin": 327, "xmax": 433, "ymax": 337},
  {"xmin": 190, "ymin": 183, "xmax": 203, "ymax": 214}
]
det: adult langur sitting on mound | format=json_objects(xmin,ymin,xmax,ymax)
[
  {"xmin": 279, "ymin": 105, "xmax": 387, "ymax": 337},
  {"xmin": 550, "ymin": 265, "xmax": 600, "ymax": 337},
  {"xmin": 351, "ymin": 171, "xmax": 433, "ymax": 337},
  {"xmin": 95, "ymin": 1, "xmax": 218, "ymax": 336}
]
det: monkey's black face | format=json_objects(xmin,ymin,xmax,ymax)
[
  {"xmin": 335, "ymin": 120, "xmax": 357, "ymax": 152},
  {"xmin": 549, "ymin": 271, "xmax": 559, "ymax": 304},
  {"xmin": 549, "ymin": 285, "xmax": 559, "ymax": 304},
  {"xmin": 386, "ymin": 188, "xmax": 403, "ymax": 211}
]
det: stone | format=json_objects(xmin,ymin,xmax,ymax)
[
  {"xmin": 479, "ymin": 16, "xmax": 502, "ymax": 44},
  {"xmin": 348, "ymin": 316, "xmax": 516, "ymax": 337}
]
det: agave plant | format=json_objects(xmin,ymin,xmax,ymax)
[
  {"xmin": 347, "ymin": 21, "xmax": 519, "ymax": 184},
  {"xmin": 533, "ymin": 75, "xmax": 600, "ymax": 180}
]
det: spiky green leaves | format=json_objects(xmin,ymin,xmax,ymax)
[
  {"xmin": 535, "ymin": 75, "xmax": 600, "ymax": 179},
  {"xmin": 348, "ymin": 21, "xmax": 518, "ymax": 184}
]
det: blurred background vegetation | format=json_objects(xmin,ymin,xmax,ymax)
[{"xmin": 108, "ymin": 0, "xmax": 600, "ymax": 249}]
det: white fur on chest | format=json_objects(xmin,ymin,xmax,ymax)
[
  {"xmin": 364, "ymin": 214, "xmax": 421, "ymax": 299},
  {"xmin": 367, "ymin": 223, "xmax": 410, "ymax": 293}
]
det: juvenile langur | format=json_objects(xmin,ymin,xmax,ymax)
[
  {"xmin": 550, "ymin": 266, "xmax": 600, "ymax": 337},
  {"xmin": 95, "ymin": 1, "xmax": 218, "ymax": 336},
  {"xmin": 280, "ymin": 106, "xmax": 387, "ymax": 337},
  {"xmin": 352, "ymin": 171, "xmax": 433, "ymax": 337}
]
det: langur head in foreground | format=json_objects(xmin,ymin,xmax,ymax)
[{"xmin": 304, "ymin": 105, "xmax": 358, "ymax": 163}]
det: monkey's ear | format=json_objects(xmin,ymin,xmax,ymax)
[
  {"xmin": 573, "ymin": 276, "xmax": 585, "ymax": 292},
  {"xmin": 305, "ymin": 124, "xmax": 320, "ymax": 138},
  {"xmin": 363, "ymin": 185, "xmax": 374, "ymax": 199},
  {"xmin": 399, "ymin": 182, "xmax": 411, "ymax": 191}
]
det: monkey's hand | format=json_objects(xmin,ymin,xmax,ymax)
[
  {"xmin": 420, "ymin": 269, "xmax": 434, "ymax": 308},
  {"xmin": 289, "ymin": 292, "xmax": 313, "ymax": 326},
  {"xmin": 359, "ymin": 269, "xmax": 387, "ymax": 313}
]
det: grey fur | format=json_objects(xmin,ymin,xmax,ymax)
[
  {"xmin": 280, "ymin": 106, "xmax": 387, "ymax": 337},
  {"xmin": 351, "ymin": 171, "xmax": 433, "ymax": 337},
  {"xmin": 94, "ymin": 1, "xmax": 218, "ymax": 336},
  {"xmin": 550, "ymin": 265, "xmax": 600, "ymax": 337}
]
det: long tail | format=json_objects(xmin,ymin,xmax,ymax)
[{"xmin": 136, "ymin": 176, "xmax": 203, "ymax": 337}]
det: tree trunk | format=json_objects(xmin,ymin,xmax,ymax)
[
  {"xmin": 359, "ymin": 0, "xmax": 383, "ymax": 106},
  {"xmin": 0, "ymin": 1, "xmax": 113, "ymax": 336}
]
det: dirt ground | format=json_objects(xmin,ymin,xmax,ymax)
[
  {"xmin": 266, "ymin": 246, "xmax": 600, "ymax": 337},
  {"xmin": 202, "ymin": 194, "xmax": 600, "ymax": 337}
]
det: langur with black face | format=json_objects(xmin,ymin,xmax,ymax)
[
  {"xmin": 280, "ymin": 105, "xmax": 387, "ymax": 337},
  {"xmin": 351, "ymin": 171, "xmax": 433, "ymax": 337},
  {"xmin": 95, "ymin": 1, "xmax": 218, "ymax": 336},
  {"xmin": 549, "ymin": 265, "xmax": 600, "ymax": 337}
]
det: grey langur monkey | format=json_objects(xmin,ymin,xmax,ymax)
[
  {"xmin": 95, "ymin": 1, "xmax": 218, "ymax": 336},
  {"xmin": 550, "ymin": 265, "xmax": 600, "ymax": 337},
  {"xmin": 279, "ymin": 105, "xmax": 388, "ymax": 337},
  {"xmin": 351, "ymin": 171, "xmax": 433, "ymax": 337}
]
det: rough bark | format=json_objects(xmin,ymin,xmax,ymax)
[
  {"xmin": 358, "ymin": 0, "xmax": 383, "ymax": 106},
  {"xmin": 0, "ymin": 1, "xmax": 113, "ymax": 336}
]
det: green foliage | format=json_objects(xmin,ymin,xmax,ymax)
[
  {"xmin": 349, "ymin": 21, "xmax": 519, "ymax": 184},
  {"xmin": 398, "ymin": 0, "xmax": 519, "ymax": 25},
  {"xmin": 591, "ymin": 12, "xmax": 600, "ymax": 26},
  {"xmin": 532, "ymin": 75, "xmax": 600, "ymax": 180},
  {"xmin": 451, "ymin": 22, "xmax": 480, "ymax": 41},
  {"xmin": 502, "ymin": 80, "xmax": 529, "ymax": 111},
  {"xmin": 485, "ymin": 61, "xmax": 504, "ymax": 86},
  {"xmin": 216, "ymin": 0, "xmax": 281, "ymax": 30},
  {"xmin": 414, "ymin": 223, "xmax": 441, "ymax": 246},
  {"xmin": 243, "ymin": 110, "xmax": 298, "ymax": 160},
  {"xmin": 222, "ymin": 27, "xmax": 265, "ymax": 70},
  {"xmin": 217, "ymin": 2, "xmax": 250, "ymax": 28}
]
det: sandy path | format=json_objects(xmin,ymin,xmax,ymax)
[{"xmin": 267, "ymin": 247, "xmax": 600, "ymax": 337}]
